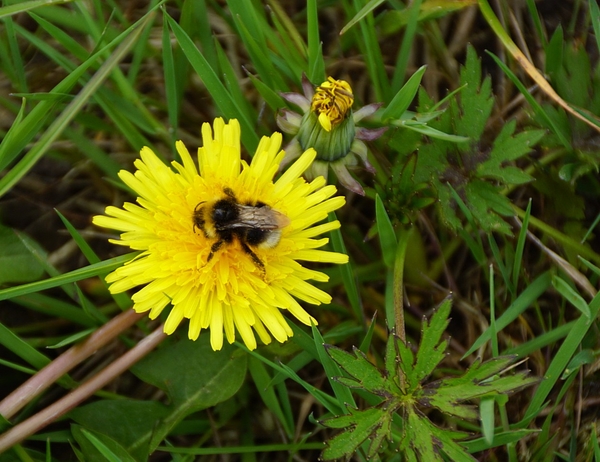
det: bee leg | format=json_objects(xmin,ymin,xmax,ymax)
[
  {"xmin": 206, "ymin": 239, "xmax": 224, "ymax": 263},
  {"xmin": 240, "ymin": 242, "xmax": 266, "ymax": 277}
]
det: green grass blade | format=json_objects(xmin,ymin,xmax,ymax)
[
  {"xmin": 358, "ymin": 313, "xmax": 377, "ymax": 354},
  {"xmin": 215, "ymin": 40, "xmax": 257, "ymax": 125},
  {"xmin": 162, "ymin": 10, "xmax": 178, "ymax": 142},
  {"xmin": 64, "ymin": 127, "xmax": 122, "ymax": 180},
  {"xmin": 0, "ymin": 11, "xmax": 155, "ymax": 197},
  {"xmin": 0, "ymin": 254, "xmax": 133, "ymax": 302},
  {"xmin": 165, "ymin": 12, "xmax": 260, "ymax": 152},
  {"xmin": 525, "ymin": 0, "xmax": 546, "ymax": 47},
  {"xmin": 382, "ymin": 65, "xmax": 427, "ymax": 121},
  {"xmin": 489, "ymin": 265, "xmax": 499, "ymax": 357},
  {"xmin": 248, "ymin": 356, "xmax": 294, "ymax": 437},
  {"xmin": 310, "ymin": 323, "xmax": 355, "ymax": 411},
  {"xmin": 503, "ymin": 321, "xmax": 575, "ymax": 358},
  {"xmin": 12, "ymin": 293, "xmax": 97, "ymax": 328},
  {"xmin": 590, "ymin": 0, "xmax": 600, "ymax": 55},
  {"xmin": 342, "ymin": 0, "xmax": 388, "ymax": 101},
  {"xmin": 486, "ymin": 51, "xmax": 572, "ymax": 149},
  {"xmin": 267, "ymin": 5, "xmax": 307, "ymax": 79},
  {"xmin": 512, "ymin": 199, "xmax": 531, "ymax": 296},
  {"xmin": 0, "ymin": 322, "xmax": 50, "ymax": 370},
  {"xmin": 551, "ymin": 276, "xmax": 591, "ymax": 318},
  {"xmin": 242, "ymin": 344, "xmax": 342, "ymax": 415},
  {"xmin": 518, "ymin": 290, "xmax": 600, "ymax": 426},
  {"xmin": 463, "ymin": 271, "xmax": 552, "ymax": 358},
  {"xmin": 375, "ymin": 194, "xmax": 397, "ymax": 267},
  {"xmin": 247, "ymin": 73, "xmax": 286, "ymax": 112},
  {"xmin": 0, "ymin": 0, "xmax": 74, "ymax": 19},
  {"xmin": 488, "ymin": 234, "xmax": 512, "ymax": 295},
  {"xmin": 340, "ymin": 0, "xmax": 384, "ymax": 35},
  {"xmin": 3, "ymin": 16, "xmax": 27, "ymax": 93},
  {"xmin": 328, "ymin": 213, "xmax": 363, "ymax": 323},
  {"xmin": 391, "ymin": 0, "xmax": 423, "ymax": 92},
  {"xmin": 55, "ymin": 210, "xmax": 131, "ymax": 311},
  {"xmin": 306, "ymin": 0, "xmax": 325, "ymax": 83}
]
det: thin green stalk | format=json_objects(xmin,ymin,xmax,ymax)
[{"xmin": 393, "ymin": 227, "xmax": 413, "ymax": 388}]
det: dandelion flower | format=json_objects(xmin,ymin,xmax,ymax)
[
  {"xmin": 93, "ymin": 118, "xmax": 348, "ymax": 351},
  {"xmin": 277, "ymin": 76, "xmax": 387, "ymax": 195}
]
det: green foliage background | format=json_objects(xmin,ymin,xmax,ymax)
[{"xmin": 0, "ymin": 1, "xmax": 599, "ymax": 461}]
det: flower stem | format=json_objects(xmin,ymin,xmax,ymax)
[
  {"xmin": 0, "ymin": 309, "xmax": 144, "ymax": 420},
  {"xmin": 393, "ymin": 228, "xmax": 413, "ymax": 342},
  {"xmin": 393, "ymin": 227, "xmax": 413, "ymax": 389},
  {"xmin": 0, "ymin": 325, "xmax": 167, "ymax": 453}
]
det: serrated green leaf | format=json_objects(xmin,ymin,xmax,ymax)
[
  {"xmin": 491, "ymin": 166, "xmax": 533, "ymax": 185},
  {"xmin": 545, "ymin": 26, "xmax": 564, "ymax": 75},
  {"xmin": 411, "ymin": 299, "xmax": 452, "ymax": 387},
  {"xmin": 322, "ymin": 303, "xmax": 537, "ymax": 461},
  {"xmin": 477, "ymin": 122, "xmax": 544, "ymax": 180},
  {"xmin": 321, "ymin": 406, "xmax": 393, "ymax": 461},
  {"xmin": 400, "ymin": 407, "xmax": 475, "ymax": 461},
  {"xmin": 328, "ymin": 345, "xmax": 398, "ymax": 396},
  {"xmin": 421, "ymin": 356, "xmax": 538, "ymax": 419},
  {"xmin": 395, "ymin": 336, "xmax": 415, "ymax": 389},
  {"xmin": 456, "ymin": 46, "xmax": 494, "ymax": 144},
  {"xmin": 464, "ymin": 181, "xmax": 513, "ymax": 234}
]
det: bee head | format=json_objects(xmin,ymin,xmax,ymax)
[{"xmin": 212, "ymin": 198, "xmax": 239, "ymax": 229}]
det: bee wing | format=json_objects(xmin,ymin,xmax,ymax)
[{"xmin": 226, "ymin": 205, "xmax": 290, "ymax": 229}]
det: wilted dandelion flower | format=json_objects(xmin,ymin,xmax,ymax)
[
  {"xmin": 277, "ymin": 76, "xmax": 386, "ymax": 195},
  {"xmin": 93, "ymin": 118, "xmax": 348, "ymax": 351}
]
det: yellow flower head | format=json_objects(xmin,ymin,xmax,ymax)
[
  {"xmin": 93, "ymin": 118, "xmax": 348, "ymax": 351},
  {"xmin": 311, "ymin": 77, "xmax": 354, "ymax": 132},
  {"xmin": 277, "ymin": 75, "xmax": 386, "ymax": 195}
]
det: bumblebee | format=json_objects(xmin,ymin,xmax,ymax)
[{"xmin": 192, "ymin": 187, "xmax": 290, "ymax": 274}]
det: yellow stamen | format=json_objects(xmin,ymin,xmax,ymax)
[{"xmin": 311, "ymin": 77, "xmax": 354, "ymax": 132}]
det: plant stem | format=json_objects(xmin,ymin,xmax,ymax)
[
  {"xmin": 393, "ymin": 227, "xmax": 413, "ymax": 388},
  {"xmin": 0, "ymin": 326, "xmax": 167, "ymax": 453},
  {"xmin": 0, "ymin": 309, "xmax": 145, "ymax": 420}
]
